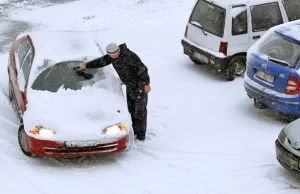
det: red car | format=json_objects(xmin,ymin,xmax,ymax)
[{"xmin": 7, "ymin": 31, "xmax": 134, "ymax": 157}]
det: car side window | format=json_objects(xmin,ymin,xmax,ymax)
[
  {"xmin": 283, "ymin": 0, "xmax": 300, "ymax": 21},
  {"xmin": 251, "ymin": 2, "xmax": 283, "ymax": 32},
  {"xmin": 231, "ymin": 5, "xmax": 248, "ymax": 35},
  {"xmin": 17, "ymin": 39, "xmax": 30, "ymax": 67},
  {"xmin": 21, "ymin": 48, "xmax": 33, "ymax": 83}
]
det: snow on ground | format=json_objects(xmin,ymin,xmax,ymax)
[
  {"xmin": 1, "ymin": 0, "xmax": 300, "ymax": 193},
  {"xmin": 0, "ymin": 0, "xmax": 8, "ymax": 5}
]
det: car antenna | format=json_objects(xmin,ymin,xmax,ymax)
[{"xmin": 93, "ymin": 37, "xmax": 105, "ymax": 55}]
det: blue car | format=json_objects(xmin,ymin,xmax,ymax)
[{"xmin": 244, "ymin": 21, "xmax": 300, "ymax": 116}]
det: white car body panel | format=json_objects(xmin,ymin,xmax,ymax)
[{"xmin": 184, "ymin": 0, "xmax": 290, "ymax": 59}]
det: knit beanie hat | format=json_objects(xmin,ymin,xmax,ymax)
[{"xmin": 106, "ymin": 43, "xmax": 120, "ymax": 54}]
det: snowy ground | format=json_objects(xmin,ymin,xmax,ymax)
[{"xmin": 0, "ymin": 0, "xmax": 300, "ymax": 193}]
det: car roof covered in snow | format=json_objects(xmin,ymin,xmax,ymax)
[
  {"xmin": 16, "ymin": 30, "xmax": 104, "ymax": 91},
  {"xmin": 25, "ymin": 30, "xmax": 103, "ymax": 66},
  {"xmin": 275, "ymin": 22, "xmax": 300, "ymax": 45},
  {"xmin": 204, "ymin": 0, "xmax": 280, "ymax": 7}
]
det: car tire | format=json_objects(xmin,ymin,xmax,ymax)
[
  {"xmin": 8, "ymin": 79, "xmax": 13, "ymax": 102},
  {"xmin": 18, "ymin": 124, "xmax": 34, "ymax": 157},
  {"xmin": 254, "ymin": 99, "xmax": 267, "ymax": 109},
  {"xmin": 225, "ymin": 55, "xmax": 246, "ymax": 81},
  {"xmin": 189, "ymin": 56, "xmax": 203, "ymax": 65}
]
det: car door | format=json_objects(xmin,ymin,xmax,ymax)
[
  {"xmin": 282, "ymin": 0, "xmax": 300, "ymax": 21},
  {"xmin": 248, "ymin": 1, "xmax": 285, "ymax": 45},
  {"xmin": 13, "ymin": 38, "xmax": 33, "ymax": 114},
  {"xmin": 227, "ymin": 4, "xmax": 249, "ymax": 56}
]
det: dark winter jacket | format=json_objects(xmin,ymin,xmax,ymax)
[{"xmin": 86, "ymin": 43, "xmax": 150, "ymax": 89}]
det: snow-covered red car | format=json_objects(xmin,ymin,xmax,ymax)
[{"xmin": 7, "ymin": 31, "xmax": 134, "ymax": 157}]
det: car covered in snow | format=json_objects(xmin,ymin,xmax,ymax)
[
  {"xmin": 7, "ymin": 31, "xmax": 134, "ymax": 157},
  {"xmin": 182, "ymin": 0, "xmax": 300, "ymax": 81},
  {"xmin": 276, "ymin": 118, "xmax": 300, "ymax": 177},
  {"xmin": 244, "ymin": 20, "xmax": 300, "ymax": 117}
]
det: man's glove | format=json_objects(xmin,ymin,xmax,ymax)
[{"xmin": 75, "ymin": 71, "xmax": 94, "ymax": 80}]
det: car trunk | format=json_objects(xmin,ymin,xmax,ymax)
[
  {"xmin": 247, "ymin": 31, "xmax": 300, "ymax": 94},
  {"xmin": 185, "ymin": 0, "xmax": 226, "ymax": 54},
  {"xmin": 249, "ymin": 53, "xmax": 293, "ymax": 94}
]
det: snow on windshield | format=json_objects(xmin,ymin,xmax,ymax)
[{"xmin": 31, "ymin": 60, "xmax": 108, "ymax": 92}]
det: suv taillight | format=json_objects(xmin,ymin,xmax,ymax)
[
  {"xmin": 285, "ymin": 76, "xmax": 300, "ymax": 95},
  {"xmin": 219, "ymin": 42, "xmax": 228, "ymax": 56},
  {"xmin": 184, "ymin": 26, "xmax": 188, "ymax": 38}
]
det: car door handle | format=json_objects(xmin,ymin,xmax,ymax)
[{"xmin": 253, "ymin": 35, "xmax": 260, "ymax": 39}]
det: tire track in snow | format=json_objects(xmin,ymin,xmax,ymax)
[
  {"xmin": 110, "ymin": 154, "xmax": 153, "ymax": 194},
  {"xmin": 137, "ymin": 144, "xmax": 274, "ymax": 162}
]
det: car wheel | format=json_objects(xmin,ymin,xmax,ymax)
[
  {"xmin": 225, "ymin": 55, "xmax": 246, "ymax": 81},
  {"xmin": 18, "ymin": 125, "xmax": 33, "ymax": 157},
  {"xmin": 8, "ymin": 79, "xmax": 13, "ymax": 102},
  {"xmin": 254, "ymin": 99, "xmax": 267, "ymax": 109},
  {"xmin": 189, "ymin": 56, "xmax": 203, "ymax": 65}
]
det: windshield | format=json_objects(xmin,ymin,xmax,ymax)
[
  {"xmin": 189, "ymin": 0, "xmax": 226, "ymax": 37},
  {"xmin": 257, "ymin": 32, "xmax": 300, "ymax": 69},
  {"xmin": 31, "ymin": 61, "xmax": 107, "ymax": 92}
]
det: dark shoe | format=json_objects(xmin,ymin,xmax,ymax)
[{"xmin": 136, "ymin": 135, "xmax": 145, "ymax": 141}]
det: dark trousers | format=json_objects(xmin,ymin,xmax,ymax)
[{"xmin": 126, "ymin": 86, "xmax": 148, "ymax": 140}]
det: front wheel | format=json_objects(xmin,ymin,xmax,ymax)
[
  {"xmin": 18, "ymin": 125, "xmax": 34, "ymax": 157},
  {"xmin": 225, "ymin": 55, "xmax": 246, "ymax": 81}
]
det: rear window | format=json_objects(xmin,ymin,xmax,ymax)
[
  {"xmin": 283, "ymin": 0, "xmax": 300, "ymax": 21},
  {"xmin": 189, "ymin": 0, "xmax": 226, "ymax": 37},
  {"xmin": 257, "ymin": 32, "xmax": 300, "ymax": 69},
  {"xmin": 251, "ymin": 2, "xmax": 283, "ymax": 32}
]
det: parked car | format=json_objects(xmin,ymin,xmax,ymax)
[
  {"xmin": 276, "ymin": 118, "xmax": 300, "ymax": 177},
  {"xmin": 181, "ymin": 0, "xmax": 300, "ymax": 81},
  {"xmin": 7, "ymin": 31, "xmax": 134, "ymax": 157},
  {"xmin": 244, "ymin": 20, "xmax": 300, "ymax": 117}
]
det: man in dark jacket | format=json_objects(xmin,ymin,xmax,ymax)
[{"xmin": 76, "ymin": 43, "xmax": 151, "ymax": 141}]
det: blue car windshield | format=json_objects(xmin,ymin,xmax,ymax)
[{"xmin": 257, "ymin": 32, "xmax": 300, "ymax": 69}]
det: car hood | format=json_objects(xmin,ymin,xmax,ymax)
[
  {"xmin": 23, "ymin": 85, "xmax": 131, "ymax": 142},
  {"xmin": 284, "ymin": 118, "xmax": 300, "ymax": 149}
]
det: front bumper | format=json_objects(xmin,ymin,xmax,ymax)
[
  {"xmin": 181, "ymin": 39, "xmax": 230, "ymax": 71},
  {"xmin": 26, "ymin": 134, "xmax": 128, "ymax": 157},
  {"xmin": 276, "ymin": 139, "xmax": 300, "ymax": 177},
  {"xmin": 244, "ymin": 75, "xmax": 300, "ymax": 116}
]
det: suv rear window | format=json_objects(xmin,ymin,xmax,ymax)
[
  {"xmin": 283, "ymin": 0, "xmax": 300, "ymax": 21},
  {"xmin": 257, "ymin": 32, "xmax": 300, "ymax": 69},
  {"xmin": 189, "ymin": 0, "xmax": 226, "ymax": 37},
  {"xmin": 251, "ymin": 2, "xmax": 283, "ymax": 32}
]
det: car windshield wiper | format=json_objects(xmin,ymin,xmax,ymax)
[
  {"xmin": 190, "ymin": 21, "xmax": 207, "ymax": 36},
  {"xmin": 268, "ymin": 56, "xmax": 290, "ymax": 67}
]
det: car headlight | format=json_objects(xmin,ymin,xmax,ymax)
[
  {"xmin": 278, "ymin": 129, "xmax": 287, "ymax": 144},
  {"xmin": 30, "ymin": 127, "xmax": 55, "ymax": 137},
  {"xmin": 103, "ymin": 124, "xmax": 126, "ymax": 134}
]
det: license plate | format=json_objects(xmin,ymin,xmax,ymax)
[
  {"xmin": 255, "ymin": 70, "xmax": 274, "ymax": 84},
  {"xmin": 193, "ymin": 52, "xmax": 209, "ymax": 64},
  {"xmin": 277, "ymin": 147, "xmax": 299, "ymax": 170}
]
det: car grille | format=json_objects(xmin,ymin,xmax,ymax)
[{"xmin": 43, "ymin": 142, "xmax": 118, "ymax": 154}]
